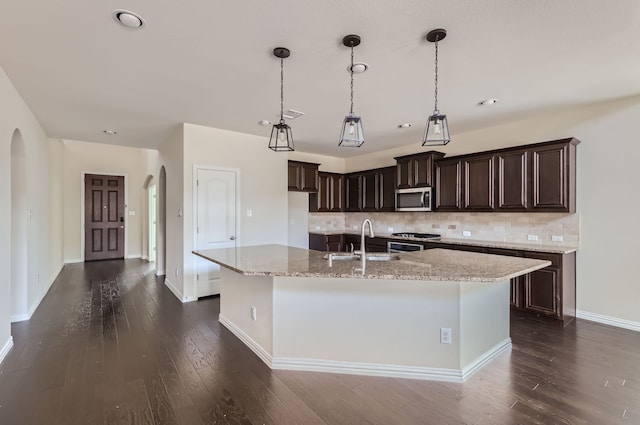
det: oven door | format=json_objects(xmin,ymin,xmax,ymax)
[{"xmin": 387, "ymin": 241, "xmax": 425, "ymax": 253}]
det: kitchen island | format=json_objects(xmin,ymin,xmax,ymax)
[{"xmin": 193, "ymin": 244, "xmax": 550, "ymax": 382}]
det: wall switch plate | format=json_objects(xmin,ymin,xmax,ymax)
[
  {"xmin": 175, "ymin": 268, "xmax": 179, "ymax": 277},
  {"xmin": 462, "ymin": 230, "xmax": 471, "ymax": 237},
  {"xmin": 552, "ymin": 235, "xmax": 564, "ymax": 242},
  {"xmin": 246, "ymin": 209, "xmax": 252, "ymax": 217},
  {"xmin": 528, "ymin": 234, "xmax": 539, "ymax": 241},
  {"xmin": 440, "ymin": 328, "xmax": 452, "ymax": 344},
  {"xmin": 250, "ymin": 306, "xmax": 257, "ymax": 321}
]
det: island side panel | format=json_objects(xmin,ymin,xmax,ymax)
[
  {"xmin": 272, "ymin": 277, "xmax": 462, "ymax": 370},
  {"xmin": 219, "ymin": 268, "xmax": 274, "ymax": 360},
  {"xmin": 459, "ymin": 280, "xmax": 511, "ymax": 371}
]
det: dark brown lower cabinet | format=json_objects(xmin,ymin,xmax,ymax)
[
  {"xmin": 309, "ymin": 233, "xmax": 343, "ymax": 252},
  {"xmin": 423, "ymin": 242, "xmax": 575, "ymax": 324}
]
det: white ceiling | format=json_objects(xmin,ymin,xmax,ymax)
[{"xmin": 1, "ymin": 0, "xmax": 639, "ymax": 157}]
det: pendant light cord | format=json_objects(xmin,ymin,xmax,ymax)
[
  {"xmin": 280, "ymin": 57, "xmax": 285, "ymax": 123},
  {"xmin": 433, "ymin": 36, "xmax": 439, "ymax": 112},
  {"xmin": 350, "ymin": 46, "xmax": 354, "ymax": 115}
]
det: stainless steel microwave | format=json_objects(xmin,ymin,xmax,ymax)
[{"xmin": 395, "ymin": 187, "xmax": 433, "ymax": 211}]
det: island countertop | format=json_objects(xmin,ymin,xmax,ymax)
[{"xmin": 193, "ymin": 244, "xmax": 551, "ymax": 282}]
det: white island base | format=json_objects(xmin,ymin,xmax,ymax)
[{"xmin": 218, "ymin": 267, "xmax": 511, "ymax": 382}]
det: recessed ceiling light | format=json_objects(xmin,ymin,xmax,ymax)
[
  {"xmin": 258, "ymin": 120, "xmax": 272, "ymax": 126},
  {"xmin": 398, "ymin": 123, "xmax": 412, "ymax": 128},
  {"xmin": 348, "ymin": 62, "xmax": 369, "ymax": 74},
  {"xmin": 112, "ymin": 10, "xmax": 146, "ymax": 29},
  {"xmin": 478, "ymin": 98, "xmax": 499, "ymax": 106},
  {"xmin": 103, "ymin": 130, "xmax": 117, "ymax": 135}
]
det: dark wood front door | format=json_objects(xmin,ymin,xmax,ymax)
[{"xmin": 84, "ymin": 174, "xmax": 125, "ymax": 261}]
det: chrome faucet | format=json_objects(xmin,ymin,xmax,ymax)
[{"xmin": 355, "ymin": 219, "xmax": 374, "ymax": 273}]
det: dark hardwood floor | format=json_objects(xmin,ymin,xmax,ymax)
[{"xmin": 0, "ymin": 259, "xmax": 638, "ymax": 424}]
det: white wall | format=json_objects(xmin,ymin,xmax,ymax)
[
  {"xmin": 60, "ymin": 139, "xmax": 150, "ymax": 262},
  {"xmin": 157, "ymin": 128, "xmax": 185, "ymax": 299},
  {"xmin": 181, "ymin": 123, "xmax": 289, "ymax": 300},
  {"xmin": 0, "ymin": 66, "xmax": 64, "ymax": 353}
]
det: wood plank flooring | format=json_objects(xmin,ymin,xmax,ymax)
[{"xmin": 0, "ymin": 259, "xmax": 638, "ymax": 424}]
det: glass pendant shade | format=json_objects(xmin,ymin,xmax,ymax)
[
  {"xmin": 269, "ymin": 120, "xmax": 294, "ymax": 151},
  {"xmin": 422, "ymin": 110, "xmax": 450, "ymax": 146},
  {"xmin": 339, "ymin": 112, "xmax": 365, "ymax": 147}
]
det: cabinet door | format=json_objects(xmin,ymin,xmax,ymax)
[
  {"xmin": 378, "ymin": 167, "xmax": 396, "ymax": 212},
  {"xmin": 435, "ymin": 159, "xmax": 462, "ymax": 211},
  {"xmin": 413, "ymin": 156, "xmax": 435, "ymax": 187},
  {"xmin": 288, "ymin": 162, "xmax": 302, "ymax": 191},
  {"xmin": 361, "ymin": 171, "xmax": 378, "ymax": 212},
  {"xmin": 345, "ymin": 174, "xmax": 362, "ymax": 212},
  {"xmin": 308, "ymin": 233, "xmax": 325, "ymax": 251},
  {"xmin": 316, "ymin": 173, "xmax": 331, "ymax": 212},
  {"xmin": 524, "ymin": 268, "xmax": 560, "ymax": 318},
  {"xmin": 496, "ymin": 149, "xmax": 528, "ymax": 211},
  {"xmin": 329, "ymin": 174, "xmax": 344, "ymax": 212},
  {"xmin": 396, "ymin": 158, "xmax": 412, "ymax": 189},
  {"xmin": 301, "ymin": 163, "xmax": 319, "ymax": 192},
  {"xmin": 531, "ymin": 143, "xmax": 569, "ymax": 211},
  {"xmin": 463, "ymin": 154, "xmax": 494, "ymax": 211}
]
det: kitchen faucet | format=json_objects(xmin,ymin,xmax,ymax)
[{"xmin": 355, "ymin": 219, "xmax": 374, "ymax": 273}]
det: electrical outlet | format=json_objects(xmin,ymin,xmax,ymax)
[
  {"xmin": 440, "ymin": 328, "xmax": 452, "ymax": 344},
  {"xmin": 387, "ymin": 227, "xmax": 394, "ymax": 233},
  {"xmin": 552, "ymin": 235, "xmax": 564, "ymax": 242},
  {"xmin": 250, "ymin": 306, "xmax": 257, "ymax": 321},
  {"xmin": 462, "ymin": 230, "xmax": 471, "ymax": 237},
  {"xmin": 528, "ymin": 234, "xmax": 539, "ymax": 241},
  {"xmin": 246, "ymin": 209, "xmax": 252, "ymax": 217},
  {"xmin": 36, "ymin": 274, "xmax": 40, "ymax": 284},
  {"xmin": 175, "ymin": 268, "xmax": 179, "ymax": 277}
]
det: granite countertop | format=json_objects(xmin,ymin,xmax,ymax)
[
  {"xmin": 193, "ymin": 244, "xmax": 551, "ymax": 282},
  {"xmin": 309, "ymin": 231, "xmax": 578, "ymax": 254}
]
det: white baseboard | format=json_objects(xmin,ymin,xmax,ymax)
[
  {"xmin": 461, "ymin": 338, "xmax": 512, "ymax": 381},
  {"xmin": 126, "ymin": 255, "xmax": 141, "ymax": 259},
  {"xmin": 156, "ymin": 269, "xmax": 166, "ymax": 276},
  {"xmin": 0, "ymin": 337, "xmax": 14, "ymax": 365},
  {"xmin": 219, "ymin": 314, "xmax": 274, "ymax": 367},
  {"xmin": 577, "ymin": 310, "xmax": 640, "ymax": 332},
  {"xmin": 11, "ymin": 264, "xmax": 63, "ymax": 323},
  {"xmin": 218, "ymin": 315, "xmax": 509, "ymax": 383},
  {"xmin": 164, "ymin": 278, "xmax": 194, "ymax": 303},
  {"xmin": 65, "ymin": 258, "xmax": 83, "ymax": 264}
]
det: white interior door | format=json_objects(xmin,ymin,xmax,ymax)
[{"xmin": 196, "ymin": 168, "xmax": 237, "ymax": 297}]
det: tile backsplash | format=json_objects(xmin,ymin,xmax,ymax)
[{"xmin": 309, "ymin": 212, "xmax": 579, "ymax": 245}]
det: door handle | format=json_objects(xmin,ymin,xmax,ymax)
[{"xmin": 230, "ymin": 236, "xmax": 236, "ymax": 240}]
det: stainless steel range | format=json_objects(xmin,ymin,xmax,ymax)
[{"xmin": 387, "ymin": 232, "xmax": 441, "ymax": 252}]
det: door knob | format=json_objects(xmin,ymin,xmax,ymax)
[{"xmin": 230, "ymin": 236, "xmax": 236, "ymax": 240}]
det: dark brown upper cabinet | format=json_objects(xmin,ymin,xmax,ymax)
[
  {"xmin": 435, "ymin": 138, "xmax": 579, "ymax": 213},
  {"xmin": 309, "ymin": 172, "xmax": 344, "ymax": 212},
  {"xmin": 344, "ymin": 166, "xmax": 396, "ymax": 212},
  {"xmin": 463, "ymin": 154, "xmax": 494, "ymax": 211},
  {"xmin": 530, "ymin": 140, "xmax": 578, "ymax": 212},
  {"xmin": 496, "ymin": 148, "xmax": 528, "ymax": 211},
  {"xmin": 395, "ymin": 151, "xmax": 445, "ymax": 189},
  {"xmin": 288, "ymin": 160, "xmax": 319, "ymax": 192},
  {"xmin": 435, "ymin": 158, "xmax": 462, "ymax": 211}
]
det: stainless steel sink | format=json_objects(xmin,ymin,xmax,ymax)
[{"xmin": 323, "ymin": 253, "xmax": 400, "ymax": 261}]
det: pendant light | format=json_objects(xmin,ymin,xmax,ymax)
[
  {"xmin": 422, "ymin": 29, "xmax": 451, "ymax": 146},
  {"xmin": 339, "ymin": 34, "xmax": 365, "ymax": 147},
  {"xmin": 269, "ymin": 47, "xmax": 294, "ymax": 152}
]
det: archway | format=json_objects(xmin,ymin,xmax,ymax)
[
  {"xmin": 156, "ymin": 166, "xmax": 167, "ymax": 276},
  {"xmin": 10, "ymin": 129, "xmax": 28, "ymax": 320}
]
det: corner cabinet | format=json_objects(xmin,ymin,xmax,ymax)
[
  {"xmin": 345, "ymin": 166, "xmax": 396, "ymax": 212},
  {"xmin": 288, "ymin": 161, "xmax": 319, "ymax": 192},
  {"xmin": 309, "ymin": 172, "xmax": 344, "ymax": 212}
]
